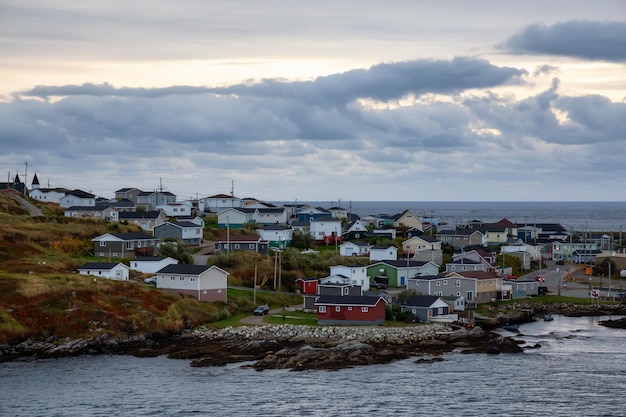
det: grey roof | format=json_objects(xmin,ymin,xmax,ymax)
[
  {"xmin": 157, "ymin": 264, "xmax": 211, "ymax": 274},
  {"xmin": 110, "ymin": 232, "xmax": 156, "ymax": 240},
  {"xmin": 263, "ymin": 224, "xmax": 288, "ymax": 230},
  {"xmin": 133, "ymin": 256, "xmax": 169, "ymax": 262},
  {"xmin": 376, "ymin": 260, "xmax": 429, "ymax": 268},
  {"xmin": 78, "ymin": 262, "xmax": 121, "ymax": 270},
  {"xmin": 314, "ymin": 295, "xmax": 384, "ymax": 306},
  {"xmin": 404, "ymin": 295, "xmax": 442, "ymax": 307},
  {"xmin": 66, "ymin": 189, "xmax": 95, "ymax": 198},
  {"xmin": 119, "ymin": 211, "xmax": 163, "ymax": 219}
]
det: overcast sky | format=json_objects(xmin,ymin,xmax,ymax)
[{"xmin": 1, "ymin": 1, "xmax": 625, "ymax": 202}]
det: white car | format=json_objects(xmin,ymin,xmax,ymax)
[{"xmin": 144, "ymin": 277, "xmax": 157, "ymax": 285}]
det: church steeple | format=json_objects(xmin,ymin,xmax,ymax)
[{"xmin": 31, "ymin": 173, "xmax": 40, "ymax": 190}]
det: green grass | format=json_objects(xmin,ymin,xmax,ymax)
[{"xmin": 265, "ymin": 311, "xmax": 318, "ymax": 326}]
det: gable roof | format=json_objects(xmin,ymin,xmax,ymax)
[
  {"xmin": 404, "ymin": 295, "xmax": 442, "ymax": 307},
  {"xmin": 375, "ymin": 260, "xmax": 430, "ymax": 268},
  {"xmin": 78, "ymin": 262, "xmax": 125, "ymax": 270},
  {"xmin": 157, "ymin": 264, "xmax": 213, "ymax": 275},
  {"xmin": 65, "ymin": 189, "xmax": 95, "ymax": 198},
  {"xmin": 314, "ymin": 295, "xmax": 385, "ymax": 306},
  {"xmin": 119, "ymin": 211, "xmax": 163, "ymax": 219},
  {"xmin": 92, "ymin": 232, "xmax": 156, "ymax": 241}
]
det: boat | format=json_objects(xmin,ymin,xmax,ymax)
[
  {"xmin": 544, "ymin": 314, "xmax": 554, "ymax": 322},
  {"xmin": 502, "ymin": 323, "xmax": 520, "ymax": 332}
]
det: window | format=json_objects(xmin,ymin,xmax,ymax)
[
  {"xmin": 126, "ymin": 241, "xmax": 133, "ymax": 250},
  {"xmin": 319, "ymin": 306, "xmax": 326, "ymax": 313},
  {"xmin": 100, "ymin": 241, "xmax": 106, "ymax": 247},
  {"xmin": 456, "ymin": 292, "xmax": 461, "ymax": 296},
  {"xmin": 335, "ymin": 306, "xmax": 341, "ymax": 312},
  {"xmin": 443, "ymin": 280, "xmax": 448, "ymax": 285},
  {"xmin": 347, "ymin": 307, "xmax": 352, "ymax": 311},
  {"xmin": 113, "ymin": 253, "xmax": 118, "ymax": 257},
  {"xmin": 234, "ymin": 244, "xmax": 240, "ymax": 249},
  {"xmin": 342, "ymin": 287, "xmax": 349, "ymax": 296},
  {"xmin": 190, "ymin": 278, "xmax": 195, "ymax": 282},
  {"xmin": 249, "ymin": 244, "xmax": 254, "ymax": 249},
  {"xmin": 437, "ymin": 281, "xmax": 441, "ymax": 286},
  {"xmin": 456, "ymin": 280, "xmax": 461, "ymax": 287},
  {"xmin": 361, "ymin": 307, "xmax": 369, "ymax": 312},
  {"xmin": 180, "ymin": 277, "xmax": 184, "ymax": 280},
  {"xmin": 99, "ymin": 252, "xmax": 104, "ymax": 257}
]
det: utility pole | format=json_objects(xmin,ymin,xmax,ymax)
[{"xmin": 24, "ymin": 162, "xmax": 28, "ymax": 195}]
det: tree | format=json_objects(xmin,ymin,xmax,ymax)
[{"xmin": 159, "ymin": 238, "xmax": 193, "ymax": 264}]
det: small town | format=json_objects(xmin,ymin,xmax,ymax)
[{"xmin": 2, "ymin": 173, "xmax": 625, "ymax": 339}]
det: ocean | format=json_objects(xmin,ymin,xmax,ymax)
[
  {"xmin": 2, "ymin": 315, "xmax": 625, "ymax": 417},
  {"xmin": 275, "ymin": 201, "xmax": 626, "ymax": 233}
]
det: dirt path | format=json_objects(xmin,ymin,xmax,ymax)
[{"xmin": 11, "ymin": 194, "xmax": 44, "ymax": 216}]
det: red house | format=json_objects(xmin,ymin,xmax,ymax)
[
  {"xmin": 315, "ymin": 295, "xmax": 387, "ymax": 325},
  {"xmin": 295, "ymin": 277, "xmax": 318, "ymax": 295}
]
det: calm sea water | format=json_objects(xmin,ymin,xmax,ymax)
[
  {"xmin": 2, "ymin": 316, "xmax": 625, "ymax": 417},
  {"xmin": 278, "ymin": 201, "xmax": 626, "ymax": 233}
]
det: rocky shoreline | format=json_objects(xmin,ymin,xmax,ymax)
[{"xmin": 2, "ymin": 304, "xmax": 624, "ymax": 371}]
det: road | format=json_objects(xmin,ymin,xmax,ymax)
[{"xmin": 519, "ymin": 260, "xmax": 598, "ymax": 299}]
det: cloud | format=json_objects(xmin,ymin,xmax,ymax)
[
  {"xmin": 499, "ymin": 20, "xmax": 626, "ymax": 62},
  {"xmin": 2, "ymin": 58, "xmax": 625, "ymax": 200}
]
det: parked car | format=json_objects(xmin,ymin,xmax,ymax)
[
  {"xmin": 535, "ymin": 276, "xmax": 545, "ymax": 283},
  {"xmin": 144, "ymin": 276, "xmax": 157, "ymax": 285},
  {"xmin": 253, "ymin": 305, "xmax": 270, "ymax": 316},
  {"xmin": 556, "ymin": 260, "xmax": 565, "ymax": 265},
  {"xmin": 371, "ymin": 281, "xmax": 388, "ymax": 289},
  {"xmin": 538, "ymin": 286, "xmax": 549, "ymax": 295}
]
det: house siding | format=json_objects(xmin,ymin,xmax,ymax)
[{"xmin": 316, "ymin": 302, "xmax": 385, "ymax": 325}]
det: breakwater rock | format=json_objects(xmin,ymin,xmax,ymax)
[{"xmin": 0, "ymin": 323, "xmax": 524, "ymax": 370}]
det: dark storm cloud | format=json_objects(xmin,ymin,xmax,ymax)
[
  {"xmin": 212, "ymin": 57, "xmax": 527, "ymax": 106},
  {"xmin": 17, "ymin": 58, "xmax": 527, "ymax": 107},
  {"xmin": 500, "ymin": 20, "xmax": 626, "ymax": 62}
]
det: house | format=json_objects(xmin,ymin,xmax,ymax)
[
  {"xmin": 445, "ymin": 270, "xmax": 502, "ymax": 305},
  {"xmin": 213, "ymin": 234, "xmax": 269, "ymax": 255},
  {"xmin": 327, "ymin": 206, "xmax": 348, "ymax": 220},
  {"xmin": 297, "ymin": 206, "xmax": 330, "ymax": 222},
  {"xmin": 198, "ymin": 194, "xmax": 242, "ymax": 213},
  {"xmin": 114, "ymin": 188, "xmax": 143, "ymax": 204},
  {"xmin": 258, "ymin": 224, "xmax": 293, "ymax": 249},
  {"xmin": 408, "ymin": 275, "xmax": 475, "ymax": 306},
  {"xmin": 400, "ymin": 295, "xmax": 456, "ymax": 323},
  {"xmin": 303, "ymin": 273, "xmax": 364, "ymax": 311},
  {"xmin": 369, "ymin": 245, "xmax": 398, "ymax": 261},
  {"xmin": 315, "ymin": 295, "xmax": 387, "ymax": 325},
  {"xmin": 29, "ymin": 187, "xmax": 69, "ymax": 203},
  {"xmin": 92, "ymin": 232, "xmax": 160, "ymax": 258},
  {"xmin": 136, "ymin": 190, "xmax": 176, "ymax": 211},
  {"xmin": 157, "ymin": 202, "xmax": 192, "ymax": 217},
  {"xmin": 436, "ymin": 229, "xmax": 486, "ymax": 249},
  {"xmin": 176, "ymin": 215, "xmax": 205, "ymax": 228},
  {"xmin": 309, "ymin": 216, "xmax": 342, "ymax": 244},
  {"xmin": 507, "ymin": 278, "xmax": 539, "ymax": 298},
  {"xmin": 217, "ymin": 208, "xmax": 256, "ymax": 229},
  {"xmin": 59, "ymin": 189, "xmax": 96, "ymax": 208},
  {"xmin": 479, "ymin": 218, "xmax": 518, "ymax": 246},
  {"xmin": 367, "ymin": 260, "xmax": 440, "ymax": 287},
  {"xmin": 64, "ymin": 204, "xmax": 119, "ymax": 221},
  {"xmin": 78, "ymin": 262, "xmax": 130, "ymax": 281},
  {"xmin": 155, "ymin": 264, "xmax": 228, "ymax": 302},
  {"xmin": 0, "ymin": 173, "xmax": 27, "ymax": 194},
  {"xmin": 154, "ymin": 221, "xmax": 204, "ymax": 246},
  {"xmin": 295, "ymin": 277, "xmax": 318, "ymax": 295},
  {"xmin": 403, "ymin": 235, "xmax": 443, "ymax": 265},
  {"xmin": 118, "ymin": 211, "xmax": 167, "ymax": 232},
  {"xmin": 341, "ymin": 220, "xmax": 371, "ymax": 240},
  {"xmin": 330, "ymin": 265, "xmax": 369, "ymax": 292},
  {"xmin": 130, "ymin": 256, "xmax": 179, "ymax": 274},
  {"xmin": 391, "ymin": 210, "xmax": 422, "ymax": 231},
  {"xmin": 254, "ymin": 207, "xmax": 288, "ymax": 225},
  {"xmin": 339, "ymin": 241, "xmax": 372, "ymax": 257}
]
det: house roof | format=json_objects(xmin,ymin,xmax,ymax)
[
  {"xmin": 115, "ymin": 187, "xmax": 142, "ymax": 193},
  {"xmin": 109, "ymin": 232, "xmax": 156, "ymax": 240},
  {"xmin": 404, "ymin": 295, "xmax": 442, "ymax": 307},
  {"xmin": 342, "ymin": 240, "xmax": 372, "ymax": 247},
  {"xmin": 295, "ymin": 277, "xmax": 318, "ymax": 282},
  {"xmin": 257, "ymin": 207, "xmax": 286, "ymax": 214},
  {"xmin": 375, "ymin": 260, "xmax": 429, "ymax": 268},
  {"xmin": 119, "ymin": 211, "xmax": 163, "ymax": 219},
  {"xmin": 78, "ymin": 262, "xmax": 123, "ymax": 270},
  {"xmin": 207, "ymin": 193, "xmax": 238, "ymax": 199},
  {"xmin": 157, "ymin": 264, "xmax": 212, "ymax": 275},
  {"xmin": 314, "ymin": 295, "xmax": 384, "ymax": 306},
  {"xmin": 450, "ymin": 270, "xmax": 500, "ymax": 280},
  {"xmin": 371, "ymin": 245, "xmax": 397, "ymax": 250},
  {"xmin": 217, "ymin": 234, "xmax": 264, "ymax": 242},
  {"xmin": 158, "ymin": 221, "xmax": 199, "ymax": 229},
  {"xmin": 310, "ymin": 216, "xmax": 339, "ymax": 222},
  {"xmin": 66, "ymin": 189, "xmax": 95, "ymax": 198},
  {"xmin": 263, "ymin": 224, "xmax": 289, "ymax": 230},
  {"xmin": 133, "ymin": 256, "xmax": 171, "ymax": 262}
]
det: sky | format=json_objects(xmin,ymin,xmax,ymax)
[{"xmin": 1, "ymin": 1, "xmax": 625, "ymax": 202}]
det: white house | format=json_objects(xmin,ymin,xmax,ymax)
[
  {"xmin": 78, "ymin": 262, "xmax": 130, "ymax": 281},
  {"xmin": 370, "ymin": 245, "xmax": 398, "ymax": 261},
  {"xmin": 155, "ymin": 264, "xmax": 229, "ymax": 302},
  {"xmin": 330, "ymin": 265, "xmax": 370, "ymax": 292},
  {"xmin": 130, "ymin": 256, "xmax": 179, "ymax": 274},
  {"xmin": 60, "ymin": 190, "xmax": 96, "ymax": 208},
  {"xmin": 309, "ymin": 217, "xmax": 342, "ymax": 242},
  {"xmin": 157, "ymin": 202, "xmax": 192, "ymax": 217},
  {"xmin": 199, "ymin": 194, "xmax": 242, "ymax": 213},
  {"xmin": 339, "ymin": 241, "xmax": 372, "ymax": 257},
  {"xmin": 217, "ymin": 208, "xmax": 256, "ymax": 229},
  {"xmin": 29, "ymin": 187, "xmax": 68, "ymax": 204},
  {"xmin": 254, "ymin": 207, "xmax": 288, "ymax": 225},
  {"xmin": 258, "ymin": 224, "xmax": 293, "ymax": 248}
]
